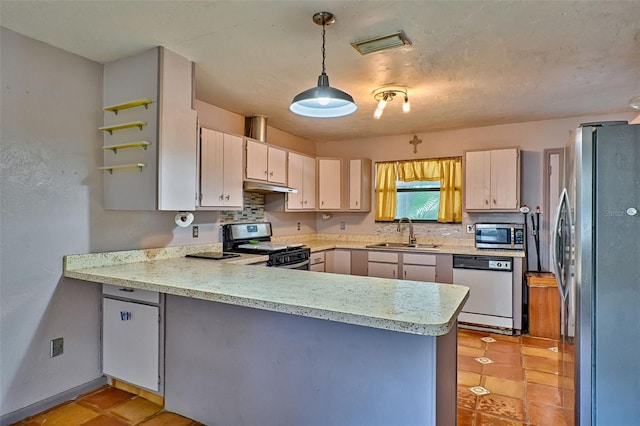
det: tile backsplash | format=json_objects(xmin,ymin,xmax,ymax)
[
  {"xmin": 374, "ymin": 221, "xmax": 464, "ymax": 240},
  {"xmin": 219, "ymin": 193, "xmax": 265, "ymax": 223}
]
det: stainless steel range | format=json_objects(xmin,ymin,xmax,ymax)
[{"xmin": 222, "ymin": 222, "xmax": 310, "ymax": 270}]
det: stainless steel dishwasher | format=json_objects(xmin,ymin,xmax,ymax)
[{"xmin": 453, "ymin": 255, "xmax": 515, "ymax": 332}]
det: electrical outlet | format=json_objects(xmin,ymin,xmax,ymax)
[
  {"xmin": 466, "ymin": 224, "xmax": 476, "ymax": 234},
  {"xmin": 340, "ymin": 222, "xmax": 346, "ymax": 230},
  {"xmin": 192, "ymin": 225, "xmax": 199, "ymax": 238},
  {"xmin": 50, "ymin": 337, "xmax": 63, "ymax": 357},
  {"xmin": 297, "ymin": 222, "xmax": 301, "ymax": 231}
]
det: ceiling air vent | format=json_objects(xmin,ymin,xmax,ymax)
[{"xmin": 351, "ymin": 31, "xmax": 412, "ymax": 55}]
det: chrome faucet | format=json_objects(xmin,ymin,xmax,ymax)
[{"xmin": 397, "ymin": 217, "xmax": 417, "ymax": 245}]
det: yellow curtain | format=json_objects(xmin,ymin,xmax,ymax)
[
  {"xmin": 397, "ymin": 159, "xmax": 441, "ymax": 182},
  {"xmin": 375, "ymin": 162, "xmax": 398, "ymax": 221},
  {"xmin": 437, "ymin": 158, "xmax": 463, "ymax": 223},
  {"xmin": 376, "ymin": 157, "xmax": 462, "ymax": 223}
]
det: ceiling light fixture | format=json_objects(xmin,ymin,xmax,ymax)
[
  {"xmin": 372, "ymin": 88, "xmax": 410, "ymax": 120},
  {"xmin": 351, "ymin": 31, "xmax": 412, "ymax": 55},
  {"xmin": 630, "ymin": 96, "xmax": 640, "ymax": 110},
  {"xmin": 290, "ymin": 12, "xmax": 357, "ymax": 118}
]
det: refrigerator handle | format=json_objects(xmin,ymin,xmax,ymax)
[{"xmin": 552, "ymin": 188, "xmax": 571, "ymax": 300}]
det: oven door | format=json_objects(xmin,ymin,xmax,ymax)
[{"xmin": 273, "ymin": 259, "xmax": 310, "ymax": 270}]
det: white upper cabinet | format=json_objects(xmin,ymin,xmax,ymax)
[
  {"xmin": 465, "ymin": 148, "xmax": 520, "ymax": 211},
  {"xmin": 349, "ymin": 159, "xmax": 372, "ymax": 211},
  {"xmin": 102, "ymin": 47, "xmax": 197, "ymax": 211},
  {"xmin": 199, "ymin": 128, "xmax": 243, "ymax": 210},
  {"xmin": 489, "ymin": 149, "xmax": 519, "ymax": 209},
  {"xmin": 287, "ymin": 152, "xmax": 316, "ymax": 210},
  {"xmin": 245, "ymin": 139, "xmax": 287, "ymax": 184},
  {"xmin": 318, "ymin": 158, "xmax": 342, "ymax": 210},
  {"xmin": 268, "ymin": 146, "xmax": 287, "ymax": 184}
]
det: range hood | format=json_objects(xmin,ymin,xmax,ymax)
[
  {"xmin": 243, "ymin": 181, "xmax": 298, "ymax": 194},
  {"xmin": 243, "ymin": 115, "xmax": 298, "ymax": 194}
]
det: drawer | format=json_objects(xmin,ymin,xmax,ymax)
[
  {"xmin": 103, "ymin": 284, "xmax": 160, "ymax": 304},
  {"xmin": 368, "ymin": 251, "xmax": 399, "ymax": 263},
  {"xmin": 403, "ymin": 253, "xmax": 436, "ymax": 266},
  {"xmin": 310, "ymin": 252, "xmax": 326, "ymax": 265},
  {"xmin": 310, "ymin": 263, "xmax": 325, "ymax": 272}
]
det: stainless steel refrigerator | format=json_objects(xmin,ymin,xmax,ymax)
[{"xmin": 553, "ymin": 121, "xmax": 640, "ymax": 425}]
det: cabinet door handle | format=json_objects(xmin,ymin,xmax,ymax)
[
  {"xmin": 485, "ymin": 199, "xmax": 489, "ymax": 205},
  {"xmin": 219, "ymin": 194, "xmax": 224, "ymax": 200},
  {"xmin": 269, "ymin": 171, "xmax": 274, "ymax": 176},
  {"xmin": 393, "ymin": 270, "xmax": 396, "ymax": 278},
  {"xmin": 264, "ymin": 170, "xmax": 268, "ymax": 176},
  {"xmin": 404, "ymin": 270, "xmax": 407, "ymax": 278},
  {"xmin": 493, "ymin": 199, "xmax": 497, "ymax": 205},
  {"xmin": 118, "ymin": 288, "xmax": 134, "ymax": 293},
  {"xmin": 120, "ymin": 311, "xmax": 132, "ymax": 321},
  {"xmin": 225, "ymin": 195, "xmax": 230, "ymax": 200},
  {"xmin": 304, "ymin": 200, "xmax": 307, "ymax": 205}
]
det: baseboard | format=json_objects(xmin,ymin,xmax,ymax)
[
  {"xmin": 110, "ymin": 378, "xmax": 164, "ymax": 406},
  {"xmin": 0, "ymin": 376, "xmax": 107, "ymax": 426}
]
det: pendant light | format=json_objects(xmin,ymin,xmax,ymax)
[{"xmin": 290, "ymin": 12, "xmax": 357, "ymax": 118}]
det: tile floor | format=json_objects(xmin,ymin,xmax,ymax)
[
  {"xmin": 457, "ymin": 328, "xmax": 575, "ymax": 426},
  {"xmin": 12, "ymin": 329, "xmax": 575, "ymax": 425},
  {"xmin": 10, "ymin": 386, "xmax": 202, "ymax": 426}
]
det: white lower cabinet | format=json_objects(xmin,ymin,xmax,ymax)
[
  {"xmin": 102, "ymin": 287, "xmax": 162, "ymax": 392},
  {"xmin": 325, "ymin": 249, "xmax": 351, "ymax": 274},
  {"xmin": 368, "ymin": 252, "xmax": 399, "ymax": 279},
  {"xmin": 402, "ymin": 253, "xmax": 436, "ymax": 282},
  {"xmin": 368, "ymin": 252, "xmax": 438, "ymax": 282},
  {"xmin": 309, "ymin": 251, "xmax": 326, "ymax": 272}
]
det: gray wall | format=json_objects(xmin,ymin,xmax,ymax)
[{"xmin": 0, "ymin": 28, "xmax": 221, "ymax": 417}]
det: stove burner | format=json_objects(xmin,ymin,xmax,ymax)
[{"xmin": 222, "ymin": 222, "xmax": 310, "ymax": 269}]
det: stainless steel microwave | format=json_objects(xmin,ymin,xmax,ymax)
[{"xmin": 475, "ymin": 223, "xmax": 525, "ymax": 250}]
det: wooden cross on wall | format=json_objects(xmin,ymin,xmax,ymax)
[{"xmin": 409, "ymin": 135, "xmax": 422, "ymax": 153}]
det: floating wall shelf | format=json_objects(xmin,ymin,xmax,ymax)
[
  {"xmin": 99, "ymin": 163, "xmax": 146, "ymax": 174},
  {"xmin": 99, "ymin": 121, "xmax": 147, "ymax": 135},
  {"xmin": 104, "ymin": 99, "xmax": 153, "ymax": 115},
  {"xmin": 103, "ymin": 141, "xmax": 152, "ymax": 153}
]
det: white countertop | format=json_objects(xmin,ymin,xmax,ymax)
[{"xmin": 64, "ymin": 243, "xmax": 469, "ymax": 336}]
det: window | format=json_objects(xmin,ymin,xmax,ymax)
[
  {"xmin": 395, "ymin": 180, "xmax": 441, "ymax": 221},
  {"xmin": 374, "ymin": 157, "xmax": 462, "ymax": 223}
]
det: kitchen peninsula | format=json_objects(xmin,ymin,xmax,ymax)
[{"xmin": 64, "ymin": 244, "xmax": 469, "ymax": 425}]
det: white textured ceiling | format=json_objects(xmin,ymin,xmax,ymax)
[{"xmin": 2, "ymin": 0, "xmax": 639, "ymax": 142}]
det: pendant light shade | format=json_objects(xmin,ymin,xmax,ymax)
[{"xmin": 290, "ymin": 12, "xmax": 357, "ymax": 118}]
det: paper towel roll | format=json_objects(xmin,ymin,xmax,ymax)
[{"xmin": 175, "ymin": 212, "xmax": 194, "ymax": 227}]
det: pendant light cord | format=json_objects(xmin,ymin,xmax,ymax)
[{"xmin": 321, "ymin": 21, "xmax": 326, "ymax": 75}]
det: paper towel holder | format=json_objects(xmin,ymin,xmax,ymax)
[{"xmin": 175, "ymin": 212, "xmax": 194, "ymax": 227}]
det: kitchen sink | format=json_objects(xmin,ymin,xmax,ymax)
[{"xmin": 365, "ymin": 242, "xmax": 440, "ymax": 251}]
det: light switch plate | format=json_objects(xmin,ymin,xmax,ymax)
[{"xmin": 466, "ymin": 224, "xmax": 475, "ymax": 234}]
